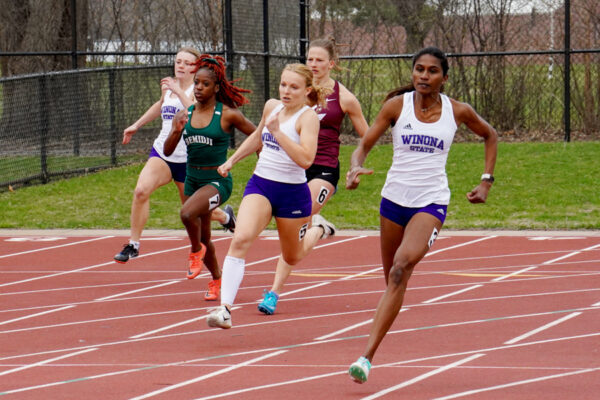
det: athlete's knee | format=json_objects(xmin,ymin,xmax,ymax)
[
  {"xmin": 133, "ymin": 186, "xmax": 152, "ymax": 202},
  {"xmin": 388, "ymin": 256, "xmax": 416, "ymax": 286},
  {"xmin": 179, "ymin": 207, "xmax": 195, "ymax": 225},
  {"xmin": 282, "ymin": 252, "xmax": 301, "ymax": 266}
]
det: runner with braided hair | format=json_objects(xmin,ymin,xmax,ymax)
[{"xmin": 164, "ymin": 54, "xmax": 256, "ymax": 301}]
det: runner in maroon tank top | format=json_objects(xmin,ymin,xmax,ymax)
[{"xmin": 258, "ymin": 37, "xmax": 369, "ymax": 315}]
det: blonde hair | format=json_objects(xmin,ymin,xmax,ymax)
[
  {"xmin": 283, "ymin": 63, "xmax": 331, "ymax": 108},
  {"xmin": 177, "ymin": 46, "xmax": 202, "ymax": 62}
]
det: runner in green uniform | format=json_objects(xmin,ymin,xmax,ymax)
[{"xmin": 164, "ymin": 54, "xmax": 256, "ymax": 301}]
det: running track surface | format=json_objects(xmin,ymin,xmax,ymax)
[{"xmin": 1, "ymin": 230, "xmax": 599, "ymax": 399}]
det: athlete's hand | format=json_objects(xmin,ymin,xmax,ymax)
[
  {"xmin": 122, "ymin": 125, "xmax": 138, "ymax": 145},
  {"xmin": 265, "ymin": 110, "xmax": 280, "ymax": 137},
  {"xmin": 466, "ymin": 182, "xmax": 491, "ymax": 203},
  {"xmin": 346, "ymin": 166, "xmax": 373, "ymax": 190},
  {"xmin": 160, "ymin": 76, "xmax": 177, "ymax": 92},
  {"xmin": 172, "ymin": 110, "xmax": 189, "ymax": 133},
  {"xmin": 217, "ymin": 160, "xmax": 233, "ymax": 178}
]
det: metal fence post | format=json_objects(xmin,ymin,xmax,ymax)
[
  {"xmin": 224, "ymin": 0, "xmax": 235, "ymax": 148},
  {"xmin": 38, "ymin": 75, "xmax": 49, "ymax": 183},
  {"xmin": 299, "ymin": 0, "xmax": 308, "ymax": 63},
  {"xmin": 563, "ymin": 0, "xmax": 571, "ymax": 142},
  {"xmin": 263, "ymin": 0, "xmax": 270, "ymax": 103},
  {"xmin": 71, "ymin": 0, "xmax": 78, "ymax": 70},
  {"xmin": 109, "ymin": 69, "xmax": 117, "ymax": 165}
]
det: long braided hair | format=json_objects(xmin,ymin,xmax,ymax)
[{"xmin": 194, "ymin": 54, "xmax": 251, "ymax": 108}]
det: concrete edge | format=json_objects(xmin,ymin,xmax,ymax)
[{"xmin": 0, "ymin": 229, "xmax": 598, "ymax": 237}]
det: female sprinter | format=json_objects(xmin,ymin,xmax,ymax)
[
  {"xmin": 346, "ymin": 47, "xmax": 498, "ymax": 383},
  {"xmin": 114, "ymin": 48, "xmax": 236, "ymax": 264},
  {"xmin": 206, "ymin": 64, "xmax": 336, "ymax": 328},
  {"xmin": 258, "ymin": 37, "xmax": 369, "ymax": 315},
  {"xmin": 164, "ymin": 55, "xmax": 256, "ymax": 301}
]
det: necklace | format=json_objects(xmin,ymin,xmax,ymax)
[{"xmin": 420, "ymin": 95, "xmax": 440, "ymax": 113}]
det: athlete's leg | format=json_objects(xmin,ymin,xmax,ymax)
[
  {"xmin": 362, "ymin": 213, "xmax": 442, "ymax": 362},
  {"xmin": 211, "ymin": 207, "xmax": 226, "ymax": 224},
  {"xmin": 308, "ymin": 178, "xmax": 335, "ymax": 215},
  {"xmin": 180, "ymin": 184, "xmax": 221, "ymax": 279},
  {"xmin": 130, "ymin": 157, "xmax": 173, "ymax": 242},
  {"xmin": 174, "ymin": 180, "xmax": 186, "ymax": 204},
  {"xmin": 275, "ymin": 216, "xmax": 324, "ymax": 266},
  {"xmin": 219, "ymin": 194, "xmax": 272, "ymax": 309},
  {"xmin": 270, "ymin": 178, "xmax": 335, "ymax": 293}
]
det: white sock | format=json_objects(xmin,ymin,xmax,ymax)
[
  {"xmin": 129, "ymin": 240, "xmax": 140, "ymax": 250},
  {"xmin": 222, "ymin": 212, "xmax": 230, "ymax": 224},
  {"xmin": 220, "ymin": 255, "xmax": 245, "ymax": 306}
]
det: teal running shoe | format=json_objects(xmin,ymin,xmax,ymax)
[
  {"xmin": 257, "ymin": 290, "xmax": 279, "ymax": 315},
  {"xmin": 349, "ymin": 356, "xmax": 371, "ymax": 384}
]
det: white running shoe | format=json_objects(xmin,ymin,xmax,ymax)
[
  {"xmin": 207, "ymin": 305, "xmax": 232, "ymax": 329},
  {"xmin": 349, "ymin": 356, "xmax": 371, "ymax": 384},
  {"xmin": 312, "ymin": 214, "xmax": 336, "ymax": 239}
]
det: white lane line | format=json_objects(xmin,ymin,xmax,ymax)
[
  {"xmin": 504, "ymin": 312, "xmax": 583, "ymax": 344},
  {"xmin": 541, "ymin": 243, "xmax": 600, "ymax": 265},
  {"xmin": 339, "ymin": 236, "xmax": 498, "ymax": 283},
  {"xmin": 314, "ymin": 308, "xmax": 409, "ymax": 341},
  {"xmin": 94, "ymin": 280, "xmax": 180, "ymax": 301},
  {"xmin": 0, "ymin": 236, "xmax": 231, "ymax": 289},
  {"xmin": 0, "ymin": 236, "xmax": 113, "ymax": 259},
  {"xmin": 422, "ymin": 285, "xmax": 484, "ymax": 304},
  {"xmin": 0, "ymin": 348, "xmax": 97, "ymax": 377},
  {"xmin": 315, "ymin": 318, "xmax": 373, "ymax": 341},
  {"xmin": 245, "ymin": 236, "xmax": 366, "ymax": 267},
  {"xmin": 362, "ymin": 354, "xmax": 486, "ymax": 400},
  {"xmin": 0, "ymin": 305, "xmax": 75, "ymax": 326},
  {"xmin": 594, "ymin": 301, "xmax": 600, "ymax": 307},
  {"xmin": 2, "ymin": 329, "xmax": 599, "ymax": 396},
  {"xmin": 251, "ymin": 236, "xmax": 366, "ymax": 300},
  {"xmin": 0, "ymin": 279, "xmax": 186, "ymax": 297},
  {"xmin": 426, "ymin": 236, "xmax": 496, "ymax": 257},
  {"xmin": 433, "ymin": 367, "xmax": 600, "ymax": 400},
  {"xmin": 161, "ymin": 332, "xmax": 600, "ymax": 400},
  {"xmin": 192, "ymin": 370, "xmax": 346, "ymax": 400},
  {"xmin": 129, "ymin": 350, "xmax": 287, "ymax": 400},
  {"xmin": 278, "ymin": 282, "xmax": 330, "ymax": 297},
  {"xmin": 0, "ymin": 365, "xmax": 160, "ymax": 396},
  {"xmin": 492, "ymin": 266, "xmax": 537, "ymax": 282},
  {"xmin": 129, "ymin": 307, "xmax": 241, "ymax": 339}
]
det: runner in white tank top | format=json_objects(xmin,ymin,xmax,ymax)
[
  {"xmin": 346, "ymin": 47, "xmax": 498, "ymax": 384},
  {"xmin": 382, "ymin": 91, "xmax": 457, "ymax": 207},
  {"xmin": 206, "ymin": 64, "xmax": 337, "ymax": 329},
  {"xmin": 151, "ymin": 85, "xmax": 194, "ymax": 163},
  {"xmin": 253, "ymin": 103, "xmax": 311, "ymax": 183}
]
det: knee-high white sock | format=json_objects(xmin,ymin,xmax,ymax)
[{"xmin": 221, "ymin": 255, "xmax": 245, "ymax": 306}]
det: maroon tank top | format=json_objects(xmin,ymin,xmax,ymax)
[{"xmin": 313, "ymin": 80, "xmax": 344, "ymax": 168}]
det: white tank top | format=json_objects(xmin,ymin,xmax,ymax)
[
  {"xmin": 254, "ymin": 103, "xmax": 311, "ymax": 184},
  {"xmin": 381, "ymin": 91, "xmax": 457, "ymax": 207},
  {"xmin": 152, "ymin": 84, "xmax": 194, "ymax": 163}
]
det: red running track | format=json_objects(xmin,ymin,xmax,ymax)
[{"xmin": 0, "ymin": 231, "xmax": 599, "ymax": 399}]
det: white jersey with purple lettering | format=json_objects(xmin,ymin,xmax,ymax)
[
  {"xmin": 381, "ymin": 91, "xmax": 457, "ymax": 207},
  {"xmin": 253, "ymin": 103, "xmax": 311, "ymax": 184},
  {"xmin": 152, "ymin": 84, "xmax": 194, "ymax": 163}
]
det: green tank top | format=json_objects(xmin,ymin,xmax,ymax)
[{"xmin": 183, "ymin": 102, "xmax": 230, "ymax": 167}]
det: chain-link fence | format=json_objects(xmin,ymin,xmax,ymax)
[{"xmin": 1, "ymin": 0, "xmax": 598, "ymax": 190}]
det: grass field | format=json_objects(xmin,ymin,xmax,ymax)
[{"xmin": 0, "ymin": 142, "xmax": 599, "ymax": 231}]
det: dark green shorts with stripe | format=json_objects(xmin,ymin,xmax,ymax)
[{"xmin": 184, "ymin": 168, "xmax": 233, "ymax": 204}]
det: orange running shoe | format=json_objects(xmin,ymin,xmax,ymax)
[
  {"xmin": 204, "ymin": 278, "xmax": 221, "ymax": 301},
  {"xmin": 186, "ymin": 244, "xmax": 206, "ymax": 279}
]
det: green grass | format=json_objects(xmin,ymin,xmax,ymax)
[{"xmin": 0, "ymin": 142, "xmax": 599, "ymax": 230}]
